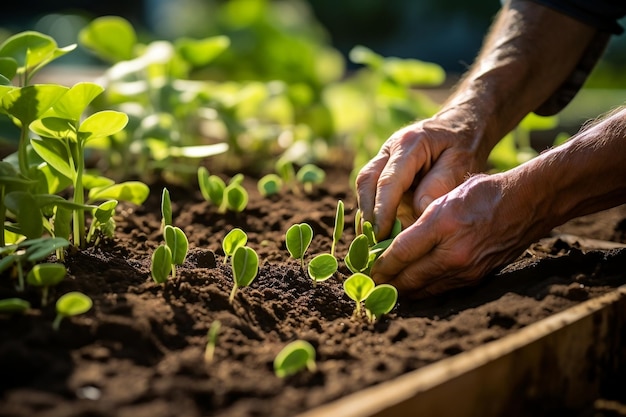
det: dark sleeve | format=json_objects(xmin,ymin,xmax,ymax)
[{"xmin": 529, "ymin": 0, "xmax": 626, "ymax": 34}]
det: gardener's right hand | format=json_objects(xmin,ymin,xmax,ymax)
[{"xmin": 355, "ymin": 109, "xmax": 487, "ymax": 240}]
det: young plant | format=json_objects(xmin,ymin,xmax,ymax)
[
  {"xmin": 344, "ymin": 234, "xmax": 370, "ymax": 274},
  {"xmin": 343, "ymin": 272, "xmax": 375, "ymax": 317},
  {"xmin": 273, "ymin": 340, "xmax": 317, "ymax": 378},
  {"xmin": 0, "ymin": 298, "xmax": 30, "ymax": 314},
  {"xmin": 222, "ymin": 228, "xmax": 247, "ymax": 264},
  {"xmin": 307, "ymin": 253, "xmax": 338, "ymax": 286},
  {"xmin": 257, "ymin": 173, "xmax": 283, "ymax": 197},
  {"xmin": 229, "ymin": 245, "xmax": 259, "ymax": 303},
  {"xmin": 151, "ymin": 244, "xmax": 173, "ymax": 285},
  {"xmin": 275, "ymin": 158, "xmax": 296, "ymax": 193},
  {"xmin": 285, "ymin": 223, "xmax": 313, "ymax": 270},
  {"xmin": 219, "ymin": 181, "xmax": 248, "ymax": 214},
  {"xmin": 204, "ymin": 320, "xmax": 221, "ymax": 364},
  {"xmin": 164, "ymin": 225, "xmax": 189, "ymax": 279},
  {"xmin": 52, "ymin": 291, "xmax": 92, "ymax": 331},
  {"xmin": 86, "ymin": 199, "xmax": 118, "ymax": 245},
  {"xmin": 26, "ymin": 262, "xmax": 66, "ymax": 306},
  {"xmin": 161, "ymin": 188, "xmax": 172, "ymax": 230},
  {"xmin": 331, "ymin": 199, "xmax": 344, "ymax": 257},
  {"xmin": 296, "ymin": 163, "xmax": 325, "ymax": 194},
  {"xmin": 364, "ymin": 284, "xmax": 398, "ymax": 323},
  {"xmin": 197, "ymin": 167, "xmax": 225, "ymax": 207}
]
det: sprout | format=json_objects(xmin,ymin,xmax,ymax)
[
  {"xmin": 26, "ymin": 263, "xmax": 66, "ymax": 306},
  {"xmin": 164, "ymin": 225, "xmax": 189, "ymax": 278},
  {"xmin": 229, "ymin": 245, "xmax": 259, "ymax": 303},
  {"xmin": 222, "ymin": 228, "xmax": 248, "ymax": 264},
  {"xmin": 307, "ymin": 253, "xmax": 338, "ymax": 285},
  {"xmin": 53, "ymin": 291, "xmax": 93, "ymax": 331},
  {"xmin": 151, "ymin": 244, "xmax": 173, "ymax": 284},
  {"xmin": 204, "ymin": 320, "xmax": 221, "ymax": 364},
  {"xmin": 331, "ymin": 200, "xmax": 344, "ymax": 257},
  {"xmin": 220, "ymin": 182, "xmax": 248, "ymax": 213},
  {"xmin": 275, "ymin": 158, "xmax": 296, "ymax": 192},
  {"xmin": 296, "ymin": 164, "xmax": 325, "ymax": 194},
  {"xmin": 198, "ymin": 167, "xmax": 225, "ymax": 206},
  {"xmin": 86, "ymin": 199, "xmax": 118, "ymax": 245},
  {"xmin": 274, "ymin": 340, "xmax": 317, "ymax": 378},
  {"xmin": 161, "ymin": 187, "xmax": 172, "ymax": 229},
  {"xmin": 0, "ymin": 298, "xmax": 31, "ymax": 314},
  {"xmin": 257, "ymin": 173, "xmax": 283, "ymax": 197},
  {"xmin": 364, "ymin": 284, "xmax": 398, "ymax": 323},
  {"xmin": 285, "ymin": 223, "xmax": 313, "ymax": 270},
  {"xmin": 344, "ymin": 234, "xmax": 370, "ymax": 274},
  {"xmin": 343, "ymin": 273, "xmax": 375, "ymax": 317}
]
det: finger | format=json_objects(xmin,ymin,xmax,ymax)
[
  {"xmin": 412, "ymin": 156, "xmax": 468, "ymax": 215},
  {"xmin": 355, "ymin": 151, "xmax": 391, "ymax": 226}
]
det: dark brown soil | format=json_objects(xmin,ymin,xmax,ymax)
[{"xmin": 1, "ymin": 166, "xmax": 626, "ymax": 417}]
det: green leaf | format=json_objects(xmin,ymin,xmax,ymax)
[
  {"xmin": 362, "ymin": 221, "xmax": 376, "ymax": 246},
  {"xmin": 296, "ymin": 163, "xmax": 325, "ymax": 185},
  {"xmin": 345, "ymin": 234, "xmax": 370, "ymax": 273},
  {"xmin": 164, "ymin": 225, "xmax": 188, "ymax": 266},
  {"xmin": 93, "ymin": 200, "xmax": 118, "ymax": 223},
  {"xmin": 273, "ymin": 340, "xmax": 317, "ymax": 378},
  {"xmin": 285, "ymin": 223, "xmax": 313, "ymax": 264},
  {"xmin": 257, "ymin": 173, "xmax": 283, "ymax": 197},
  {"xmin": 364, "ymin": 284, "xmax": 398, "ymax": 322},
  {"xmin": 43, "ymin": 82, "xmax": 104, "ymax": 121},
  {"xmin": 27, "ymin": 263, "xmax": 66, "ymax": 287},
  {"xmin": 4, "ymin": 191, "xmax": 43, "ymax": 239},
  {"xmin": 222, "ymin": 228, "xmax": 247, "ymax": 263},
  {"xmin": 79, "ymin": 16, "xmax": 137, "ymax": 63},
  {"xmin": 53, "ymin": 291, "xmax": 92, "ymax": 330},
  {"xmin": 88, "ymin": 181, "xmax": 149, "ymax": 205},
  {"xmin": 198, "ymin": 168, "xmax": 225, "ymax": 206},
  {"xmin": 176, "ymin": 35, "xmax": 230, "ymax": 67},
  {"xmin": 382, "ymin": 57, "xmax": 445, "ymax": 87},
  {"xmin": 333, "ymin": 200, "xmax": 344, "ymax": 243},
  {"xmin": 224, "ymin": 183, "xmax": 248, "ymax": 212},
  {"xmin": 1, "ymin": 84, "xmax": 69, "ymax": 126},
  {"xmin": 21, "ymin": 237, "xmax": 70, "ymax": 262},
  {"xmin": 161, "ymin": 188, "xmax": 172, "ymax": 227},
  {"xmin": 30, "ymin": 137, "xmax": 74, "ymax": 180},
  {"xmin": 232, "ymin": 246, "xmax": 259, "ymax": 288},
  {"xmin": 307, "ymin": 253, "xmax": 338, "ymax": 283},
  {"xmin": 0, "ymin": 57, "xmax": 18, "ymax": 80},
  {"xmin": 78, "ymin": 110, "xmax": 128, "ymax": 142},
  {"xmin": 0, "ymin": 298, "xmax": 31, "ymax": 314},
  {"xmin": 344, "ymin": 272, "xmax": 375, "ymax": 315},
  {"xmin": 151, "ymin": 244, "xmax": 172, "ymax": 284}
]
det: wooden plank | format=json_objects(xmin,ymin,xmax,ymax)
[{"xmin": 298, "ymin": 286, "xmax": 626, "ymax": 417}]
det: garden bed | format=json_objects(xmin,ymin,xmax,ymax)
[{"xmin": 1, "ymin": 166, "xmax": 626, "ymax": 417}]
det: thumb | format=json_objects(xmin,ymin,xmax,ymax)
[{"xmin": 413, "ymin": 169, "xmax": 464, "ymax": 215}]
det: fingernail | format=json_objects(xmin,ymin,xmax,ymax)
[{"xmin": 419, "ymin": 196, "xmax": 433, "ymax": 213}]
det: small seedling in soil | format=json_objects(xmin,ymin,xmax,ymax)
[
  {"xmin": 86, "ymin": 199, "xmax": 118, "ymax": 245},
  {"xmin": 229, "ymin": 245, "xmax": 259, "ymax": 304},
  {"xmin": 151, "ymin": 244, "xmax": 173, "ymax": 285},
  {"xmin": 53, "ymin": 291, "xmax": 92, "ymax": 331},
  {"xmin": 204, "ymin": 320, "xmax": 221, "ymax": 364},
  {"xmin": 307, "ymin": 253, "xmax": 338, "ymax": 286},
  {"xmin": 343, "ymin": 273, "xmax": 375, "ymax": 318},
  {"xmin": 222, "ymin": 228, "xmax": 247, "ymax": 264},
  {"xmin": 219, "ymin": 182, "xmax": 248, "ymax": 213},
  {"xmin": 0, "ymin": 298, "xmax": 31, "ymax": 314},
  {"xmin": 296, "ymin": 163, "xmax": 325, "ymax": 194},
  {"xmin": 275, "ymin": 158, "xmax": 296, "ymax": 193},
  {"xmin": 344, "ymin": 234, "xmax": 370, "ymax": 274},
  {"xmin": 161, "ymin": 188, "xmax": 172, "ymax": 230},
  {"xmin": 164, "ymin": 225, "xmax": 189, "ymax": 279},
  {"xmin": 273, "ymin": 340, "xmax": 317, "ymax": 378},
  {"xmin": 197, "ymin": 167, "xmax": 225, "ymax": 206},
  {"xmin": 285, "ymin": 223, "xmax": 313, "ymax": 270},
  {"xmin": 257, "ymin": 173, "xmax": 283, "ymax": 197},
  {"xmin": 364, "ymin": 284, "xmax": 398, "ymax": 323},
  {"xmin": 26, "ymin": 263, "xmax": 67, "ymax": 306},
  {"xmin": 331, "ymin": 200, "xmax": 344, "ymax": 257}
]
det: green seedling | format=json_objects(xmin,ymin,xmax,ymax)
[
  {"xmin": 0, "ymin": 237, "xmax": 70, "ymax": 292},
  {"xmin": 0, "ymin": 298, "xmax": 31, "ymax": 314},
  {"xmin": 53, "ymin": 291, "xmax": 92, "ymax": 331},
  {"xmin": 307, "ymin": 253, "xmax": 338, "ymax": 286},
  {"xmin": 331, "ymin": 200, "xmax": 344, "ymax": 257},
  {"xmin": 86, "ymin": 199, "xmax": 118, "ymax": 245},
  {"xmin": 344, "ymin": 234, "xmax": 370, "ymax": 274},
  {"xmin": 285, "ymin": 223, "xmax": 313, "ymax": 270},
  {"xmin": 204, "ymin": 320, "xmax": 221, "ymax": 364},
  {"xmin": 161, "ymin": 188, "xmax": 172, "ymax": 230},
  {"xmin": 257, "ymin": 173, "xmax": 283, "ymax": 197},
  {"xmin": 362, "ymin": 220, "xmax": 376, "ymax": 246},
  {"xmin": 343, "ymin": 273, "xmax": 375, "ymax": 317},
  {"xmin": 198, "ymin": 167, "xmax": 225, "ymax": 206},
  {"xmin": 229, "ymin": 245, "xmax": 259, "ymax": 303},
  {"xmin": 273, "ymin": 340, "xmax": 317, "ymax": 378},
  {"xmin": 26, "ymin": 262, "xmax": 66, "ymax": 306},
  {"xmin": 364, "ymin": 284, "xmax": 398, "ymax": 323},
  {"xmin": 275, "ymin": 158, "xmax": 296, "ymax": 193},
  {"xmin": 296, "ymin": 163, "xmax": 325, "ymax": 194},
  {"xmin": 219, "ymin": 182, "xmax": 248, "ymax": 213},
  {"xmin": 151, "ymin": 244, "xmax": 173, "ymax": 285},
  {"xmin": 222, "ymin": 228, "xmax": 247, "ymax": 264},
  {"xmin": 164, "ymin": 225, "xmax": 189, "ymax": 278}
]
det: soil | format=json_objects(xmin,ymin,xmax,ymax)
[{"xmin": 1, "ymin": 165, "xmax": 626, "ymax": 417}]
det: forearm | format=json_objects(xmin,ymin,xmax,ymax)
[
  {"xmin": 437, "ymin": 0, "xmax": 598, "ymax": 163},
  {"xmin": 508, "ymin": 107, "xmax": 626, "ymax": 235}
]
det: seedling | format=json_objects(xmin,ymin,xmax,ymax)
[
  {"xmin": 26, "ymin": 262, "xmax": 66, "ymax": 306},
  {"xmin": 222, "ymin": 228, "xmax": 247, "ymax": 264},
  {"xmin": 161, "ymin": 188, "xmax": 172, "ymax": 230},
  {"xmin": 273, "ymin": 340, "xmax": 317, "ymax": 378},
  {"xmin": 151, "ymin": 244, "xmax": 173, "ymax": 284},
  {"xmin": 53, "ymin": 291, "xmax": 92, "ymax": 331},
  {"xmin": 307, "ymin": 253, "xmax": 338, "ymax": 285},
  {"xmin": 285, "ymin": 223, "xmax": 313, "ymax": 270},
  {"xmin": 0, "ymin": 298, "xmax": 31, "ymax": 314},
  {"xmin": 344, "ymin": 234, "xmax": 370, "ymax": 274},
  {"xmin": 229, "ymin": 245, "xmax": 259, "ymax": 303},
  {"xmin": 257, "ymin": 173, "xmax": 283, "ymax": 197},
  {"xmin": 204, "ymin": 320, "xmax": 221, "ymax": 364},
  {"xmin": 86, "ymin": 199, "xmax": 118, "ymax": 245},
  {"xmin": 275, "ymin": 158, "xmax": 296, "ymax": 193},
  {"xmin": 331, "ymin": 200, "xmax": 344, "ymax": 257},
  {"xmin": 296, "ymin": 163, "xmax": 325, "ymax": 194},
  {"xmin": 197, "ymin": 167, "xmax": 225, "ymax": 206},
  {"xmin": 164, "ymin": 225, "xmax": 189, "ymax": 278},
  {"xmin": 364, "ymin": 284, "xmax": 398, "ymax": 323},
  {"xmin": 219, "ymin": 182, "xmax": 248, "ymax": 213},
  {"xmin": 343, "ymin": 273, "xmax": 375, "ymax": 317}
]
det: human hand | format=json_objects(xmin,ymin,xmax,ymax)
[
  {"xmin": 370, "ymin": 173, "xmax": 547, "ymax": 298},
  {"xmin": 355, "ymin": 114, "xmax": 485, "ymax": 240}
]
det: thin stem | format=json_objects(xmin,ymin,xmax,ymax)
[
  {"xmin": 229, "ymin": 283, "xmax": 238, "ymax": 304},
  {"xmin": 52, "ymin": 314, "xmax": 63, "ymax": 331},
  {"xmin": 73, "ymin": 141, "xmax": 85, "ymax": 248},
  {"xmin": 0, "ymin": 185, "xmax": 5, "ymax": 247},
  {"xmin": 18, "ymin": 127, "xmax": 29, "ymax": 177}
]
